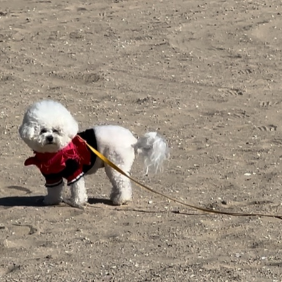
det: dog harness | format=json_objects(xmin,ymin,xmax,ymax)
[{"xmin": 24, "ymin": 129, "xmax": 97, "ymax": 188}]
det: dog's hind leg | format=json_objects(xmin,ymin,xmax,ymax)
[
  {"xmin": 106, "ymin": 166, "xmax": 132, "ymax": 205},
  {"xmin": 104, "ymin": 148, "xmax": 135, "ymax": 205}
]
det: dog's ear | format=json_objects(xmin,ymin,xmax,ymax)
[
  {"xmin": 66, "ymin": 118, "xmax": 79, "ymax": 138},
  {"xmin": 19, "ymin": 123, "xmax": 35, "ymax": 140}
]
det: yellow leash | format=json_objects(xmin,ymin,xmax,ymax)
[{"xmin": 81, "ymin": 137, "xmax": 282, "ymax": 220}]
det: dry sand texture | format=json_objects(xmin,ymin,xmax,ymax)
[{"xmin": 1, "ymin": 0, "xmax": 282, "ymax": 281}]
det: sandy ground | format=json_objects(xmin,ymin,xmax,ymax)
[{"xmin": 1, "ymin": 0, "xmax": 282, "ymax": 281}]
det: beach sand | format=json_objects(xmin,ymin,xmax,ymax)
[{"xmin": 0, "ymin": 0, "xmax": 282, "ymax": 280}]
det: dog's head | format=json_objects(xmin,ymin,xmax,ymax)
[{"xmin": 19, "ymin": 100, "xmax": 79, "ymax": 153}]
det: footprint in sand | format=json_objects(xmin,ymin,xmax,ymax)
[
  {"xmin": 218, "ymin": 88, "xmax": 243, "ymax": 96},
  {"xmin": 259, "ymin": 101, "xmax": 280, "ymax": 108},
  {"xmin": 256, "ymin": 124, "xmax": 277, "ymax": 132}
]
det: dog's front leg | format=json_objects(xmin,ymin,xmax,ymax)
[
  {"xmin": 43, "ymin": 182, "xmax": 64, "ymax": 205},
  {"xmin": 70, "ymin": 177, "xmax": 88, "ymax": 206}
]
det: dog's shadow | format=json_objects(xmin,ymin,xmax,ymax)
[
  {"xmin": 0, "ymin": 186, "xmax": 113, "ymax": 207},
  {"xmin": 0, "ymin": 195, "xmax": 45, "ymax": 207},
  {"xmin": 88, "ymin": 198, "xmax": 113, "ymax": 205},
  {"xmin": 0, "ymin": 185, "xmax": 42, "ymax": 207}
]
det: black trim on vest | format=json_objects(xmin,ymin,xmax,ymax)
[{"xmin": 78, "ymin": 128, "xmax": 98, "ymax": 174}]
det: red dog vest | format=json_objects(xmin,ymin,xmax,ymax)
[{"xmin": 24, "ymin": 129, "xmax": 97, "ymax": 187}]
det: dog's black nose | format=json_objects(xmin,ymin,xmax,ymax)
[{"xmin": 46, "ymin": 135, "xmax": 53, "ymax": 142}]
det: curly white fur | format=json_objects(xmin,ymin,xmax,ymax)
[
  {"xmin": 19, "ymin": 100, "xmax": 78, "ymax": 153},
  {"xmin": 133, "ymin": 132, "xmax": 169, "ymax": 174},
  {"xmin": 19, "ymin": 100, "xmax": 169, "ymax": 207}
]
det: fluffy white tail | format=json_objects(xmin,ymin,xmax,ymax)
[{"xmin": 133, "ymin": 132, "xmax": 169, "ymax": 174}]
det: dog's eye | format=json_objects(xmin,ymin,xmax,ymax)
[
  {"xmin": 53, "ymin": 129, "xmax": 60, "ymax": 134},
  {"xmin": 40, "ymin": 129, "xmax": 47, "ymax": 134}
]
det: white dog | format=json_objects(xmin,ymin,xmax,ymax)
[{"xmin": 19, "ymin": 100, "xmax": 169, "ymax": 207}]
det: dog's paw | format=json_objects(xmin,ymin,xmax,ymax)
[
  {"xmin": 63, "ymin": 197, "xmax": 87, "ymax": 209},
  {"xmin": 111, "ymin": 193, "xmax": 132, "ymax": 206},
  {"xmin": 71, "ymin": 194, "xmax": 88, "ymax": 206},
  {"xmin": 43, "ymin": 196, "xmax": 62, "ymax": 206}
]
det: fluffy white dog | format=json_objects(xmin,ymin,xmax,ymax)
[{"xmin": 19, "ymin": 100, "xmax": 169, "ymax": 207}]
